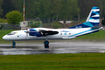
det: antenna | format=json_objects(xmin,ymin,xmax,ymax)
[{"xmin": 23, "ymin": 0, "xmax": 25, "ymax": 21}]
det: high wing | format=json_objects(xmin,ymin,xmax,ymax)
[
  {"xmin": 25, "ymin": 28, "xmax": 59, "ymax": 37},
  {"xmin": 39, "ymin": 30, "xmax": 59, "ymax": 36}
]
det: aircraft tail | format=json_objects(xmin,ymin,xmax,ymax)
[{"xmin": 69, "ymin": 7, "xmax": 100, "ymax": 29}]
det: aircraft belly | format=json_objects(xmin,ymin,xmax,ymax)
[{"xmin": 27, "ymin": 35, "xmax": 62, "ymax": 40}]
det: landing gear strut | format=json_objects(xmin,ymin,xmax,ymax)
[
  {"xmin": 44, "ymin": 40, "xmax": 49, "ymax": 48},
  {"xmin": 12, "ymin": 42, "xmax": 16, "ymax": 48}
]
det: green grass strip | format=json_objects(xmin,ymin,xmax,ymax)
[
  {"xmin": 0, "ymin": 19, "xmax": 7, "ymax": 23},
  {"xmin": 0, "ymin": 53, "xmax": 105, "ymax": 70}
]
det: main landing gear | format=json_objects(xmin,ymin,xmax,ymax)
[{"xmin": 44, "ymin": 40, "xmax": 49, "ymax": 48}]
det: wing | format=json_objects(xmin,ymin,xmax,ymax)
[
  {"xmin": 25, "ymin": 29, "xmax": 59, "ymax": 37},
  {"xmin": 39, "ymin": 30, "xmax": 59, "ymax": 36}
]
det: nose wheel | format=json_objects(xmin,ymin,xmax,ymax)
[
  {"xmin": 44, "ymin": 40, "xmax": 49, "ymax": 48},
  {"xmin": 12, "ymin": 42, "xmax": 16, "ymax": 48}
]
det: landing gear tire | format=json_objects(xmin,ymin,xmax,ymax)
[
  {"xmin": 12, "ymin": 42, "xmax": 16, "ymax": 48},
  {"xmin": 44, "ymin": 40, "xmax": 49, "ymax": 48}
]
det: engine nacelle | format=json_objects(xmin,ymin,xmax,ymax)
[{"xmin": 29, "ymin": 28, "xmax": 42, "ymax": 37}]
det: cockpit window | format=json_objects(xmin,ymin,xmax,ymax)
[{"xmin": 7, "ymin": 32, "xmax": 16, "ymax": 35}]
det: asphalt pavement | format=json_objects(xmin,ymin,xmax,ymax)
[{"xmin": 0, "ymin": 41, "xmax": 105, "ymax": 55}]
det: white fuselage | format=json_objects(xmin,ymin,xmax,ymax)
[{"xmin": 2, "ymin": 27, "xmax": 100, "ymax": 41}]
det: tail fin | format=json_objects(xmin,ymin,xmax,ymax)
[{"xmin": 69, "ymin": 7, "xmax": 100, "ymax": 29}]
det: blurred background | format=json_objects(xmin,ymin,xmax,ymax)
[{"xmin": 0, "ymin": 0, "xmax": 105, "ymax": 30}]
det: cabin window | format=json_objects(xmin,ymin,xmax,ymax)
[
  {"xmin": 64, "ymin": 33, "xmax": 67, "ymax": 35},
  {"xmin": 8, "ymin": 32, "xmax": 16, "ymax": 35}
]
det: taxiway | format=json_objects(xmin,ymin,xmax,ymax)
[{"xmin": 0, "ymin": 41, "xmax": 105, "ymax": 55}]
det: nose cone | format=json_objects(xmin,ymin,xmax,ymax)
[
  {"xmin": 2, "ymin": 35, "xmax": 9, "ymax": 40},
  {"xmin": 3, "ymin": 35, "xmax": 7, "ymax": 40}
]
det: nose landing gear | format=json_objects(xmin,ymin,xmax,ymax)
[{"xmin": 12, "ymin": 42, "xmax": 16, "ymax": 48}]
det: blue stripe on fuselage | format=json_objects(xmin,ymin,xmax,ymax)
[{"xmin": 69, "ymin": 28, "xmax": 99, "ymax": 38}]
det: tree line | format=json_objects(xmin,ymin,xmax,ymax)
[{"xmin": 0, "ymin": 0, "xmax": 105, "ymax": 21}]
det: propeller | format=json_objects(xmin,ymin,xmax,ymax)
[
  {"xmin": 25, "ymin": 29, "xmax": 38, "ymax": 37},
  {"xmin": 25, "ymin": 25, "xmax": 30, "ymax": 38},
  {"xmin": 25, "ymin": 28, "xmax": 29, "ymax": 38}
]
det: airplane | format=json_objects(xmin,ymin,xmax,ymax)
[{"xmin": 3, "ymin": 7, "xmax": 102, "ymax": 48}]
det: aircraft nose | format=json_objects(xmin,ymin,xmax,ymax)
[
  {"xmin": 3, "ymin": 35, "xmax": 6, "ymax": 40},
  {"xmin": 2, "ymin": 35, "xmax": 8, "ymax": 40}
]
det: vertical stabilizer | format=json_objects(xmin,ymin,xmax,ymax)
[{"xmin": 69, "ymin": 7, "xmax": 100, "ymax": 29}]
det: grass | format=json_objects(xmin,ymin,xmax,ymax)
[
  {"xmin": 0, "ymin": 30, "xmax": 13, "ymax": 43},
  {"xmin": 0, "ymin": 19, "xmax": 7, "ymax": 23},
  {"xmin": 73, "ymin": 30, "xmax": 105, "ymax": 42},
  {"xmin": 0, "ymin": 53, "xmax": 105, "ymax": 70}
]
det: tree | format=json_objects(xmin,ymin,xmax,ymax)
[
  {"xmin": 6, "ymin": 11, "xmax": 23, "ymax": 24},
  {"xmin": 58, "ymin": 0, "xmax": 79, "ymax": 20},
  {"xmin": 2, "ymin": 0, "xmax": 105, "ymax": 20},
  {"xmin": 12, "ymin": 0, "xmax": 23, "ymax": 12},
  {"xmin": 51, "ymin": 21, "xmax": 63, "ymax": 28},
  {"xmin": 2, "ymin": 0, "xmax": 16, "ymax": 18},
  {"xmin": 102, "ymin": 16, "xmax": 105, "ymax": 26},
  {"xmin": 0, "ymin": 0, "xmax": 3, "ymax": 18}
]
